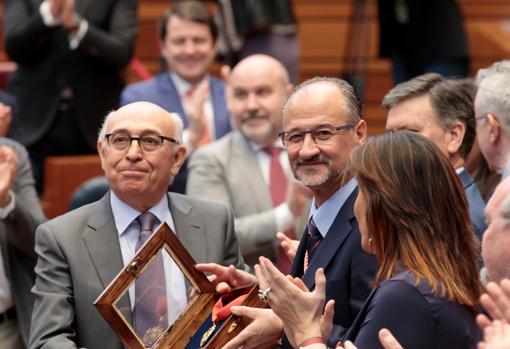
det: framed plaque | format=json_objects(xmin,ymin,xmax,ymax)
[{"xmin": 94, "ymin": 223, "xmax": 266, "ymax": 349}]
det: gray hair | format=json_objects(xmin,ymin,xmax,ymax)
[
  {"xmin": 97, "ymin": 110, "xmax": 184, "ymax": 146},
  {"xmin": 476, "ymin": 72, "xmax": 510, "ymax": 135},
  {"xmin": 383, "ymin": 73, "xmax": 476, "ymax": 159},
  {"xmin": 281, "ymin": 76, "xmax": 362, "ymax": 124},
  {"xmin": 476, "ymin": 60, "xmax": 510, "ymax": 85}
]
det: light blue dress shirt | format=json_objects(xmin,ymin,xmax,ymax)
[{"xmin": 110, "ymin": 191, "xmax": 187, "ymax": 326}]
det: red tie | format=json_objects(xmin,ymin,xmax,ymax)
[{"xmin": 265, "ymin": 146, "xmax": 296, "ymax": 274}]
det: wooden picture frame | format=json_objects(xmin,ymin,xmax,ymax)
[{"xmin": 94, "ymin": 223, "xmax": 266, "ymax": 349}]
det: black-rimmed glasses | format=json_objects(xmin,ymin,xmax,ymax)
[
  {"xmin": 105, "ymin": 132, "xmax": 179, "ymax": 152},
  {"xmin": 279, "ymin": 124, "xmax": 355, "ymax": 148}
]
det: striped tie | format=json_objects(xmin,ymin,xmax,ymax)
[
  {"xmin": 304, "ymin": 217, "xmax": 322, "ymax": 272},
  {"xmin": 133, "ymin": 212, "xmax": 168, "ymax": 347}
]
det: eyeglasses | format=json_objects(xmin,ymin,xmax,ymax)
[
  {"xmin": 105, "ymin": 132, "xmax": 178, "ymax": 152},
  {"xmin": 279, "ymin": 124, "xmax": 355, "ymax": 148}
]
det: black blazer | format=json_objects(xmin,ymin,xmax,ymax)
[
  {"xmin": 377, "ymin": 0, "xmax": 468, "ymax": 65},
  {"xmin": 343, "ymin": 270, "xmax": 480, "ymax": 349},
  {"xmin": 3, "ymin": 0, "xmax": 138, "ymax": 148},
  {"xmin": 288, "ymin": 189, "xmax": 377, "ymax": 346}
]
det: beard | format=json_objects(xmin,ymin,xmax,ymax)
[
  {"xmin": 239, "ymin": 110, "xmax": 275, "ymax": 144},
  {"xmin": 293, "ymin": 154, "xmax": 341, "ymax": 187}
]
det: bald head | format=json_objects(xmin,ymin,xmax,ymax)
[
  {"xmin": 98, "ymin": 102, "xmax": 184, "ymax": 145},
  {"xmin": 227, "ymin": 54, "xmax": 292, "ymax": 146},
  {"xmin": 96, "ymin": 101, "xmax": 187, "ymax": 211},
  {"xmin": 230, "ymin": 54, "xmax": 289, "ymax": 88}
]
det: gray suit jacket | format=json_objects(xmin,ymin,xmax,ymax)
[
  {"xmin": 0, "ymin": 137, "xmax": 45, "ymax": 346},
  {"xmin": 186, "ymin": 131, "xmax": 308, "ymax": 266},
  {"xmin": 29, "ymin": 192, "xmax": 245, "ymax": 349}
]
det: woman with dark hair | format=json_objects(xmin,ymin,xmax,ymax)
[{"xmin": 256, "ymin": 132, "xmax": 481, "ymax": 349}]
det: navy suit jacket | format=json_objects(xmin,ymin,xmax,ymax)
[
  {"xmin": 459, "ymin": 169, "xmax": 487, "ymax": 241},
  {"xmin": 343, "ymin": 270, "xmax": 479, "ymax": 349},
  {"xmin": 120, "ymin": 73, "xmax": 231, "ymax": 194},
  {"xmin": 120, "ymin": 73, "xmax": 231, "ymax": 139},
  {"xmin": 288, "ymin": 189, "xmax": 377, "ymax": 346}
]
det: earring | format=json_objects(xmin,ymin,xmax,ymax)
[{"xmin": 368, "ymin": 237, "xmax": 373, "ymax": 245}]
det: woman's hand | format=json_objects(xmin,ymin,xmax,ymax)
[{"xmin": 256, "ymin": 256, "xmax": 326, "ymax": 347}]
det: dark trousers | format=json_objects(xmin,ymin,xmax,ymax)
[
  {"xmin": 28, "ymin": 99, "xmax": 96, "ymax": 194},
  {"xmin": 391, "ymin": 55, "xmax": 469, "ymax": 84}
]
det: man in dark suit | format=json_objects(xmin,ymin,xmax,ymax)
[
  {"xmin": 0, "ymin": 138, "xmax": 45, "ymax": 349},
  {"xmin": 377, "ymin": 0, "xmax": 469, "ymax": 83},
  {"xmin": 384, "ymin": 73, "xmax": 487, "ymax": 242},
  {"xmin": 28, "ymin": 102, "xmax": 246, "ymax": 349},
  {"xmin": 3, "ymin": 0, "xmax": 138, "ymax": 192},
  {"xmin": 120, "ymin": 1, "xmax": 231, "ymax": 193},
  {"xmin": 197, "ymin": 77, "xmax": 377, "ymax": 349}
]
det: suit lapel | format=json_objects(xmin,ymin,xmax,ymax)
[
  {"xmin": 168, "ymin": 193, "xmax": 207, "ymax": 263},
  {"xmin": 291, "ymin": 228, "xmax": 308, "ymax": 277},
  {"xmin": 82, "ymin": 193, "xmax": 132, "ymax": 322},
  {"xmin": 232, "ymin": 132, "xmax": 273, "ymax": 211},
  {"xmin": 302, "ymin": 189, "xmax": 358, "ymax": 288},
  {"xmin": 210, "ymin": 78, "xmax": 230, "ymax": 138},
  {"xmin": 157, "ymin": 75, "xmax": 188, "ymax": 127}
]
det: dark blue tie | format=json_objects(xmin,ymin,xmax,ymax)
[{"xmin": 306, "ymin": 217, "xmax": 322, "ymax": 264}]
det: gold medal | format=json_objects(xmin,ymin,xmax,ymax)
[
  {"xmin": 200, "ymin": 323, "xmax": 217, "ymax": 348},
  {"xmin": 198, "ymin": 291, "xmax": 248, "ymax": 348},
  {"xmin": 143, "ymin": 325, "xmax": 164, "ymax": 346}
]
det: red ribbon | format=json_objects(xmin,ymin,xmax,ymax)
[{"xmin": 211, "ymin": 294, "xmax": 248, "ymax": 323}]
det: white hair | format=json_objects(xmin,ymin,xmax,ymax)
[
  {"xmin": 476, "ymin": 60, "xmax": 510, "ymax": 85},
  {"xmin": 476, "ymin": 72, "xmax": 510, "ymax": 135}
]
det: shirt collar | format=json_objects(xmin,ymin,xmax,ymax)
[
  {"xmin": 170, "ymin": 72, "xmax": 210, "ymax": 97},
  {"xmin": 455, "ymin": 166, "xmax": 465, "ymax": 175},
  {"xmin": 110, "ymin": 191, "xmax": 173, "ymax": 237},
  {"xmin": 309, "ymin": 178, "xmax": 357, "ymax": 238},
  {"xmin": 248, "ymin": 137, "xmax": 285, "ymax": 153}
]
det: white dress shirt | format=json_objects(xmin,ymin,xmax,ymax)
[
  {"xmin": 309, "ymin": 178, "xmax": 357, "ymax": 238},
  {"xmin": 110, "ymin": 192, "xmax": 187, "ymax": 326},
  {"xmin": 248, "ymin": 140, "xmax": 295, "ymax": 232},
  {"xmin": 39, "ymin": 0, "xmax": 89, "ymax": 50}
]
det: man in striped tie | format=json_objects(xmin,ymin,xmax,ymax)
[
  {"xmin": 29, "ymin": 102, "xmax": 247, "ymax": 349},
  {"xmin": 197, "ymin": 77, "xmax": 378, "ymax": 349}
]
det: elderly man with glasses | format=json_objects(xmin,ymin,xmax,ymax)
[{"xmin": 28, "ymin": 101, "xmax": 246, "ymax": 349}]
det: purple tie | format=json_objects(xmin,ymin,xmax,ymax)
[{"xmin": 133, "ymin": 212, "xmax": 168, "ymax": 347}]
